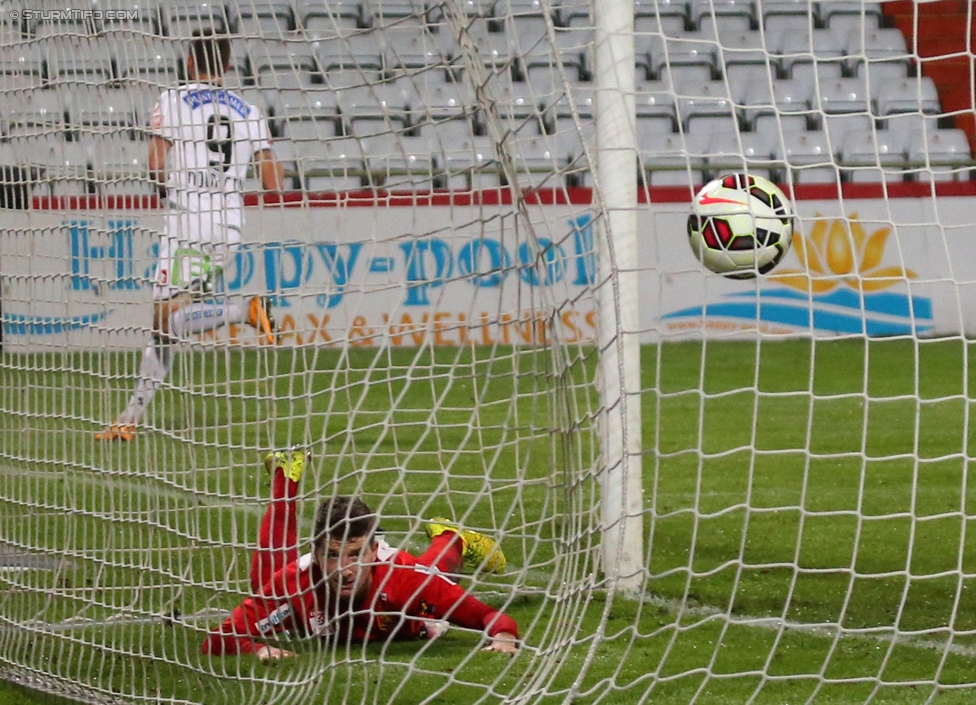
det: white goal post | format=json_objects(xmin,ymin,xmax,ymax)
[{"xmin": 3, "ymin": 0, "xmax": 976, "ymax": 703}]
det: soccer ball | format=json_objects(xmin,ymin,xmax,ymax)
[{"xmin": 686, "ymin": 173, "xmax": 794, "ymax": 279}]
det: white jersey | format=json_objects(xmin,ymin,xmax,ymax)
[{"xmin": 150, "ymin": 82, "xmax": 273, "ymax": 244}]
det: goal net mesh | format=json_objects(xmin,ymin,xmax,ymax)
[{"xmin": 1, "ymin": 0, "xmax": 976, "ymax": 703}]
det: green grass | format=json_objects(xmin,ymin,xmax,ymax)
[{"xmin": 2, "ymin": 339, "xmax": 976, "ymax": 703}]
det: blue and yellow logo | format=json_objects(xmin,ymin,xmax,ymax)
[{"xmin": 664, "ymin": 214, "xmax": 933, "ymax": 335}]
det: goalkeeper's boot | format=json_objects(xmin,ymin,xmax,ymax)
[
  {"xmin": 247, "ymin": 296, "xmax": 277, "ymax": 346},
  {"xmin": 426, "ymin": 517, "xmax": 507, "ymax": 574},
  {"xmin": 95, "ymin": 423, "xmax": 136, "ymax": 442},
  {"xmin": 263, "ymin": 450, "xmax": 306, "ymax": 483}
]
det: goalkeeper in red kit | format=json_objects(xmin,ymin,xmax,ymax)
[{"xmin": 202, "ymin": 452, "xmax": 519, "ymax": 660}]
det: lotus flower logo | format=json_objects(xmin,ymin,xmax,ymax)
[
  {"xmin": 661, "ymin": 210, "xmax": 932, "ymax": 336},
  {"xmin": 771, "ymin": 214, "xmax": 916, "ymax": 293}
]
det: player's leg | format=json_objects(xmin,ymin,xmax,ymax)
[
  {"xmin": 416, "ymin": 529, "xmax": 464, "ymax": 574},
  {"xmin": 423, "ymin": 518, "xmax": 507, "ymax": 574},
  {"xmin": 166, "ymin": 238, "xmax": 277, "ymax": 345},
  {"xmin": 250, "ymin": 451, "xmax": 306, "ymax": 593},
  {"xmin": 97, "ymin": 236, "xmax": 184, "ymax": 440}
]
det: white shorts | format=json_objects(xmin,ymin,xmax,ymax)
[{"xmin": 151, "ymin": 215, "xmax": 242, "ymax": 300}]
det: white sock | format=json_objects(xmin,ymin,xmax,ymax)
[
  {"xmin": 169, "ymin": 302, "xmax": 245, "ymax": 338},
  {"xmin": 117, "ymin": 338, "xmax": 172, "ymax": 425}
]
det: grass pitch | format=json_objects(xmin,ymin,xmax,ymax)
[{"xmin": 1, "ymin": 338, "xmax": 975, "ymax": 704}]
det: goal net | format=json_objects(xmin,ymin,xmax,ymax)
[{"xmin": 1, "ymin": 0, "xmax": 976, "ymax": 703}]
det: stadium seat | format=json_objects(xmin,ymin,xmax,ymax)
[
  {"xmin": 455, "ymin": 32, "xmax": 519, "ymax": 82},
  {"xmin": 560, "ymin": 131, "xmax": 592, "ymax": 186},
  {"xmin": 499, "ymin": 135, "xmax": 563, "ymax": 189},
  {"xmin": 635, "ymin": 81, "xmax": 678, "ymax": 129},
  {"xmin": 635, "ymin": 33, "xmax": 667, "ymax": 81},
  {"xmin": 654, "ymin": 33, "xmax": 717, "ymax": 83},
  {"xmin": 777, "ymin": 130, "xmax": 837, "ymax": 184},
  {"xmin": 88, "ymin": 136, "xmax": 152, "ymax": 197},
  {"xmin": 908, "ymin": 128, "xmax": 973, "ymax": 182},
  {"xmin": 45, "ymin": 38, "xmax": 115, "ymax": 85},
  {"xmin": 116, "ymin": 38, "xmax": 181, "ymax": 87},
  {"xmin": 520, "ymin": 29, "xmax": 590, "ymax": 87},
  {"xmin": 762, "ymin": 0, "xmax": 818, "ymax": 26},
  {"xmin": 877, "ymin": 113, "xmax": 941, "ymax": 148},
  {"xmin": 161, "ymin": 2, "xmax": 229, "ymax": 37},
  {"xmin": 707, "ymin": 131, "xmax": 778, "ymax": 181},
  {"xmin": 635, "ymin": 112, "xmax": 679, "ymax": 151},
  {"xmin": 96, "ymin": 0, "xmax": 159, "ymax": 35},
  {"xmin": 0, "ymin": 141, "xmax": 18, "ymax": 167},
  {"xmin": 303, "ymin": 137, "xmax": 367, "ymax": 191},
  {"xmin": 298, "ymin": 0, "xmax": 363, "ymax": 34},
  {"xmin": 547, "ymin": 85, "xmax": 594, "ymax": 128},
  {"xmin": 690, "ymin": 0, "xmax": 755, "ymax": 33},
  {"xmin": 718, "ymin": 31, "xmax": 771, "ymax": 73},
  {"xmin": 477, "ymin": 79, "xmax": 544, "ymax": 138},
  {"xmin": 841, "ymin": 130, "xmax": 909, "ymax": 183},
  {"xmin": 634, "ymin": 0, "xmax": 689, "ymax": 33},
  {"xmin": 361, "ymin": 0, "xmax": 440, "ymax": 30},
  {"xmin": 2, "ymin": 90, "xmax": 65, "ymax": 140},
  {"xmin": 32, "ymin": 14, "xmax": 98, "ymax": 38},
  {"xmin": 336, "ymin": 82, "xmax": 413, "ymax": 138},
  {"xmin": 381, "ymin": 25, "xmax": 452, "ymax": 80},
  {"xmin": 816, "ymin": 77, "xmax": 871, "ymax": 116},
  {"xmin": 553, "ymin": 116, "xmax": 595, "ymax": 169},
  {"xmin": 776, "ymin": 29, "xmax": 847, "ymax": 81},
  {"xmin": 849, "ymin": 29, "xmax": 910, "ymax": 85},
  {"xmin": 0, "ymin": 44, "xmax": 44, "ymax": 88},
  {"xmin": 115, "ymin": 84, "xmax": 160, "ymax": 134},
  {"xmin": 314, "ymin": 33, "xmax": 386, "ymax": 75},
  {"xmin": 448, "ymin": 0, "xmax": 498, "ymax": 23},
  {"xmin": 699, "ymin": 13, "xmax": 751, "ymax": 38},
  {"xmin": 552, "ymin": 24, "xmax": 594, "ymax": 73},
  {"xmin": 877, "ymin": 77, "xmax": 941, "ymax": 119},
  {"xmin": 635, "ymin": 13, "xmax": 686, "ymax": 37},
  {"xmin": 640, "ymin": 132, "xmax": 708, "ymax": 188},
  {"xmin": 237, "ymin": 86, "xmax": 272, "ymax": 119},
  {"xmin": 493, "ymin": 0, "xmax": 550, "ymax": 41},
  {"xmin": 856, "ymin": 57, "xmax": 911, "ymax": 89},
  {"xmin": 742, "ymin": 77, "xmax": 812, "ymax": 129},
  {"xmin": 438, "ymin": 135, "xmax": 500, "ymax": 190},
  {"xmin": 364, "ymin": 134, "xmax": 440, "ymax": 190},
  {"xmin": 816, "ymin": 77, "xmax": 874, "ymax": 148},
  {"xmin": 24, "ymin": 138, "xmax": 90, "ymax": 197},
  {"xmin": 257, "ymin": 137, "xmax": 299, "ymax": 190},
  {"xmin": 231, "ymin": 2, "xmax": 295, "ymax": 37},
  {"xmin": 752, "ymin": 112, "xmax": 809, "ymax": 134},
  {"xmin": 822, "ymin": 2, "xmax": 884, "ymax": 32},
  {"xmin": 64, "ymin": 86, "xmax": 138, "ymax": 138},
  {"xmin": 557, "ymin": 0, "xmax": 590, "ymax": 28},
  {"xmin": 722, "ymin": 63, "xmax": 773, "ymax": 104},
  {"xmin": 0, "ymin": 8, "xmax": 23, "ymax": 41},
  {"xmin": 269, "ymin": 87, "xmax": 341, "ymax": 136},
  {"xmin": 283, "ymin": 116, "xmax": 340, "ymax": 142},
  {"xmin": 250, "ymin": 39, "xmax": 324, "ymax": 89},
  {"xmin": 676, "ymin": 79, "xmax": 736, "ymax": 131},
  {"xmin": 412, "ymin": 80, "xmax": 478, "ymax": 142},
  {"xmin": 823, "ymin": 113, "xmax": 876, "ymax": 154},
  {"xmin": 764, "ymin": 13, "xmax": 815, "ymax": 36}
]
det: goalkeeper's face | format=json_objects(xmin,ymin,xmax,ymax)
[{"xmin": 320, "ymin": 535, "xmax": 378, "ymax": 602}]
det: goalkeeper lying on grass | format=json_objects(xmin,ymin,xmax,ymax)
[{"xmin": 202, "ymin": 452, "xmax": 519, "ymax": 660}]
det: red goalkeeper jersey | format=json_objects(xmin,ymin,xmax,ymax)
[{"xmin": 202, "ymin": 540, "xmax": 519, "ymax": 655}]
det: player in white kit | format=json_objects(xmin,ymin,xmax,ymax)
[{"xmin": 97, "ymin": 30, "xmax": 285, "ymax": 441}]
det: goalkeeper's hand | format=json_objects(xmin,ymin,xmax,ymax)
[
  {"xmin": 256, "ymin": 644, "xmax": 296, "ymax": 662},
  {"xmin": 482, "ymin": 632, "xmax": 519, "ymax": 654}
]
